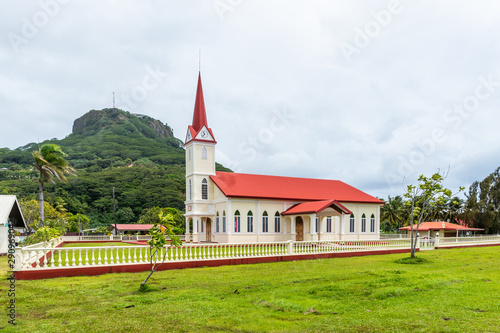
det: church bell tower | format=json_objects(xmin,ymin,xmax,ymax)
[{"xmin": 184, "ymin": 73, "xmax": 216, "ymax": 242}]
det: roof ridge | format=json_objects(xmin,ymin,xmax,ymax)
[{"xmin": 216, "ymin": 171, "xmax": 343, "ymax": 182}]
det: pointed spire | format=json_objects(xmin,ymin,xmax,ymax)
[{"xmin": 192, "ymin": 72, "xmax": 208, "ymax": 132}]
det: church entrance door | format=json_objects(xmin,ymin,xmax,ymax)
[
  {"xmin": 206, "ymin": 218, "xmax": 212, "ymax": 242},
  {"xmin": 296, "ymin": 217, "xmax": 304, "ymax": 241}
]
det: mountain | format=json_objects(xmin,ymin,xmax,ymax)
[{"xmin": 0, "ymin": 108, "xmax": 231, "ymax": 226}]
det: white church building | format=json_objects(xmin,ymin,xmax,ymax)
[{"xmin": 184, "ymin": 74, "xmax": 383, "ymax": 243}]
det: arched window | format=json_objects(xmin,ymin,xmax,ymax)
[
  {"xmin": 370, "ymin": 214, "xmax": 376, "ymax": 233},
  {"xmin": 361, "ymin": 213, "xmax": 366, "ymax": 233},
  {"xmin": 326, "ymin": 216, "xmax": 332, "ymax": 233},
  {"xmin": 188, "ymin": 179, "xmax": 192, "ymax": 201},
  {"xmin": 274, "ymin": 212, "xmax": 281, "ymax": 233},
  {"xmin": 349, "ymin": 214, "xmax": 355, "ymax": 233},
  {"xmin": 202, "ymin": 146, "xmax": 207, "ymax": 159},
  {"xmin": 247, "ymin": 211, "xmax": 253, "ymax": 233},
  {"xmin": 201, "ymin": 178, "xmax": 208, "ymax": 200},
  {"xmin": 234, "ymin": 210, "xmax": 241, "ymax": 233},
  {"xmin": 315, "ymin": 217, "xmax": 319, "ymax": 233},
  {"xmin": 262, "ymin": 211, "xmax": 269, "ymax": 233},
  {"xmin": 222, "ymin": 211, "xmax": 226, "ymax": 233},
  {"xmin": 216, "ymin": 211, "xmax": 220, "ymax": 233}
]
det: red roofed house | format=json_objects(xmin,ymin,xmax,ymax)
[
  {"xmin": 399, "ymin": 222, "xmax": 484, "ymax": 239},
  {"xmin": 184, "ymin": 73, "xmax": 384, "ymax": 243},
  {"xmin": 110, "ymin": 224, "xmax": 155, "ymax": 235}
]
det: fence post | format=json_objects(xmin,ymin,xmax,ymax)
[
  {"xmin": 287, "ymin": 240, "xmax": 294, "ymax": 255},
  {"xmin": 14, "ymin": 247, "xmax": 23, "ymax": 271},
  {"xmin": 435, "ymin": 232, "xmax": 440, "ymax": 248}
]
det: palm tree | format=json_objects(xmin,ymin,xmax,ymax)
[
  {"xmin": 381, "ymin": 195, "xmax": 406, "ymax": 232},
  {"xmin": 33, "ymin": 144, "xmax": 76, "ymax": 227}
]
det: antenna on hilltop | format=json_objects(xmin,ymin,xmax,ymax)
[{"xmin": 113, "ymin": 92, "xmax": 116, "ymax": 109}]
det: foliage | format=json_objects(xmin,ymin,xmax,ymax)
[
  {"xmin": 32, "ymin": 143, "xmax": 76, "ymax": 227},
  {"xmin": 2, "ymin": 247, "xmax": 500, "ymax": 332},
  {"xmin": 66, "ymin": 213, "xmax": 91, "ymax": 233},
  {"xmin": 380, "ymin": 195, "xmax": 406, "ymax": 232},
  {"xmin": 462, "ymin": 167, "xmax": 500, "ymax": 234},
  {"xmin": 140, "ymin": 211, "xmax": 182, "ymax": 290},
  {"xmin": 19, "ymin": 198, "xmax": 89, "ymax": 234},
  {"xmin": 138, "ymin": 206, "xmax": 185, "ymax": 234},
  {"xmin": 403, "ymin": 172, "xmax": 463, "ymax": 257},
  {"xmin": 20, "ymin": 226, "xmax": 61, "ymax": 246},
  {"xmin": 19, "ymin": 199, "xmax": 66, "ymax": 231},
  {"xmin": 0, "ymin": 109, "xmax": 232, "ymax": 229}
]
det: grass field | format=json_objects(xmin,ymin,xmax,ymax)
[{"xmin": 1, "ymin": 246, "xmax": 499, "ymax": 332}]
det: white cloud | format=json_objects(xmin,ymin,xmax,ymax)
[{"xmin": 1, "ymin": 0, "xmax": 499, "ymax": 198}]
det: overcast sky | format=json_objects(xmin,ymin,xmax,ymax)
[{"xmin": 1, "ymin": 0, "xmax": 499, "ymax": 199}]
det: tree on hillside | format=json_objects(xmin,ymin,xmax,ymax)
[
  {"xmin": 404, "ymin": 172, "xmax": 463, "ymax": 258},
  {"xmin": 33, "ymin": 144, "xmax": 76, "ymax": 227}
]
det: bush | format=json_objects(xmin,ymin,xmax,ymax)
[{"xmin": 21, "ymin": 227, "xmax": 62, "ymax": 246}]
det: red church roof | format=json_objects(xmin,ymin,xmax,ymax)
[
  {"xmin": 399, "ymin": 222, "xmax": 484, "ymax": 231},
  {"xmin": 210, "ymin": 172, "xmax": 383, "ymax": 204},
  {"xmin": 282, "ymin": 199, "xmax": 352, "ymax": 215}
]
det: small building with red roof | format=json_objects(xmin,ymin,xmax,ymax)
[
  {"xmin": 109, "ymin": 224, "xmax": 155, "ymax": 235},
  {"xmin": 399, "ymin": 221, "xmax": 484, "ymax": 238},
  {"xmin": 184, "ymin": 73, "xmax": 384, "ymax": 243}
]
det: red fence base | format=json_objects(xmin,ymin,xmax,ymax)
[{"xmin": 14, "ymin": 249, "xmax": 411, "ymax": 280}]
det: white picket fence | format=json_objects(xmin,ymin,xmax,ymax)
[
  {"xmin": 62, "ymin": 235, "xmax": 185, "ymax": 242},
  {"xmin": 14, "ymin": 238, "xmax": 411, "ymax": 271},
  {"xmin": 437, "ymin": 235, "xmax": 500, "ymax": 247},
  {"xmin": 14, "ymin": 236, "xmax": 500, "ymax": 272},
  {"xmin": 17, "ymin": 237, "xmax": 64, "ymax": 268}
]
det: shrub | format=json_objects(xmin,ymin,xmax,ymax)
[{"xmin": 21, "ymin": 227, "xmax": 62, "ymax": 246}]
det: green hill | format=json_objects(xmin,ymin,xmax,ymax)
[{"xmin": 0, "ymin": 108, "xmax": 231, "ymax": 226}]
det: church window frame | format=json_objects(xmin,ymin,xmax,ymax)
[
  {"xmin": 349, "ymin": 214, "xmax": 355, "ymax": 233},
  {"xmin": 361, "ymin": 214, "xmax": 366, "ymax": 233},
  {"xmin": 201, "ymin": 146, "xmax": 208, "ymax": 159},
  {"xmin": 222, "ymin": 211, "xmax": 226, "ymax": 233},
  {"xmin": 247, "ymin": 211, "xmax": 253, "ymax": 233},
  {"xmin": 234, "ymin": 210, "xmax": 241, "ymax": 233},
  {"xmin": 188, "ymin": 179, "xmax": 192, "ymax": 201},
  {"xmin": 326, "ymin": 216, "xmax": 332, "ymax": 233},
  {"xmin": 262, "ymin": 211, "xmax": 269, "ymax": 233},
  {"xmin": 216, "ymin": 212, "xmax": 220, "ymax": 233},
  {"xmin": 201, "ymin": 178, "xmax": 208, "ymax": 200},
  {"xmin": 370, "ymin": 214, "xmax": 376, "ymax": 233},
  {"xmin": 274, "ymin": 212, "xmax": 281, "ymax": 233}
]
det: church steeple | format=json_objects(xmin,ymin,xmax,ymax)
[
  {"xmin": 192, "ymin": 72, "xmax": 208, "ymax": 132},
  {"xmin": 185, "ymin": 72, "xmax": 216, "ymax": 145}
]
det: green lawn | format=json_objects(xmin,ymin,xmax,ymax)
[{"xmin": 1, "ymin": 246, "xmax": 499, "ymax": 332}]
